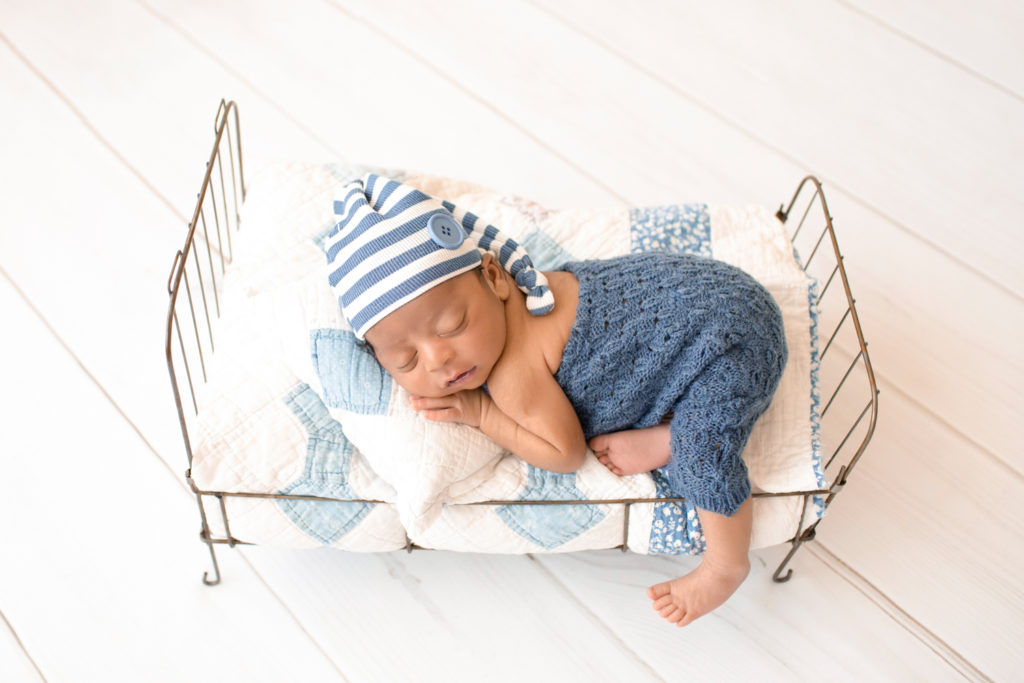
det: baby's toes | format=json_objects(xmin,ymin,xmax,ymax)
[
  {"xmin": 596, "ymin": 454, "xmax": 621, "ymax": 475},
  {"xmin": 648, "ymin": 581, "xmax": 672, "ymax": 601},
  {"xmin": 659, "ymin": 604, "xmax": 681, "ymax": 622},
  {"xmin": 677, "ymin": 611, "xmax": 698, "ymax": 628},
  {"xmin": 652, "ymin": 594, "xmax": 674, "ymax": 611}
]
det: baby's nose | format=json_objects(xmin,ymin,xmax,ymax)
[{"xmin": 422, "ymin": 341, "xmax": 455, "ymax": 372}]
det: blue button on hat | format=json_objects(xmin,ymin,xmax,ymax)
[
  {"xmin": 426, "ymin": 213, "xmax": 465, "ymax": 249},
  {"xmin": 325, "ymin": 173, "xmax": 555, "ymax": 339}
]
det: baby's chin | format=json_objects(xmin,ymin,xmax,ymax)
[{"xmin": 397, "ymin": 383, "xmax": 460, "ymax": 399}]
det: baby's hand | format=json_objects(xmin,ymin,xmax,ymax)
[{"xmin": 409, "ymin": 390, "xmax": 487, "ymax": 427}]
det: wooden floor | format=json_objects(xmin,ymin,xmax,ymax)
[{"xmin": 1, "ymin": 1, "xmax": 1021, "ymax": 680}]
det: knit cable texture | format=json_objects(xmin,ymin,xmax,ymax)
[{"xmin": 554, "ymin": 253, "xmax": 788, "ymax": 516}]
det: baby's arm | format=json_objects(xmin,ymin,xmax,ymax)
[{"xmin": 410, "ymin": 366, "xmax": 587, "ymax": 473}]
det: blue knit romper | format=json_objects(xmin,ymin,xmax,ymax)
[{"xmin": 554, "ymin": 252, "xmax": 788, "ymax": 516}]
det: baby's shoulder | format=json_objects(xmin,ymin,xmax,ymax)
[
  {"xmin": 485, "ymin": 341, "xmax": 559, "ymax": 413},
  {"xmin": 537, "ymin": 270, "xmax": 579, "ymax": 374},
  {"xmin": 490, "ymin": 271, "xmax": 576, "ymax": 386}
]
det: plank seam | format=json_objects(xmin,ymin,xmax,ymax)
[
  {"xmin": 525, "ymin": 0, "xmax": 1024, "ymax": 305},
  {"xmin": 526, "ymin": 555, "xmax": 667, "ymax": 682},
  {"xmin": 0, "ymin": 31, "xmax": 183, "ymax": 223},
  {"xmin": 834, "ymin": 0, "xmax": 1024, "ymax": 104},
  {"xmin": 134, "ymin": 0, "xmax": 345, "ymax": 161},
  {"xmin": 235, "ymin": 552, "xmax": 352, "ymax": 682},
  {"xmin": 0, "ymin": 608, "xmax": 47, "ymax": 683},
  {"xmin": 830, "ymin": 340, "xmax": 1023, "ymax": 481},
  {"xmin": 319, "ymin": 0, "xmax": 630, "ymax": 206},
  {"xmin": 808, "ymin": 543, "xmax": 992, "ymax": 683},
  {"xmin": 0, "ymin": 265, "xmax": 179, "ymax": 486}
]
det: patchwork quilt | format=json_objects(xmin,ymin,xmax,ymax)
[{"xmin": 189, "ymin": 161, "xmax": 825, "ymax": 554}]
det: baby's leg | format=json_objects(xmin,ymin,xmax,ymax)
[
  {"xmin": 588, "ymin": 424, "xmax": 671, "ymax": 476},
  {"xmin": 648, "ymin": 498, "xmax": 752, "ymax": 627}
]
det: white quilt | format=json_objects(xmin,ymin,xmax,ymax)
[{"xmin": 189, "ymin": 161, "xmax": 824, "ymax": 554}]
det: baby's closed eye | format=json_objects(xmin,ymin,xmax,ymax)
[
  {"xmin": 439, "ymin": 314, "xmax": 467, "ymax": 337},
  {"xmin": 395, "ymin": 353, "xmax": 417, "ymax": 371}
]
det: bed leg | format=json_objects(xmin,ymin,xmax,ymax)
[
  {"xmin": 772, "ymin": 525, "xmax": 817, "ymax": 583},
  {"xmin": 200, "ymin": 530, "xmax": 223, "ymax": 586}
]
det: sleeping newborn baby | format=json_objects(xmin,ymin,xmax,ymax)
[{"xmin": 326, "ymin": 174, "xmax": 787, "ymax": 627}]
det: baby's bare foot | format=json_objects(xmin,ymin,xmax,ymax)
[
  {"xmin": 588, "ymin": 424, "xmax": 671, "ymax": 476},
  {"xmin": 646, "ymin": 558, "xmax": 750, "ymax": 627}
]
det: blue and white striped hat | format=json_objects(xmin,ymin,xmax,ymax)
[{"xmin": 326, "ymin": 173, "xmax": 555, "ymax": 339}]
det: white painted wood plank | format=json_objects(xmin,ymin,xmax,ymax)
[
  {"xmin": 327, "ymin": 0, "xmax": 1024, "ymax": 473},
  {"xmin": 533, "ymin": 0, "xmax": 1024, "ymax": 296},
  {"xmin": 132, "ymin": 0, "xmax": 614, "ymax": 209},
  {"xmin": 236, "ymin": 547, "xmax": 660, "ymax": 681},
  {"xmin": 0, "ymin": 37, "xmax": 187, "ymax": 469},
  {"xmin": 811, "ymin": 355, "xmax": 1024, "ymax": 682},
  {"xmin": 534, "ymin": 548, "xmax": 962, "ymax": 681},
  {"xmin": 842, "ymin": 0, "xmax": 1024, "ymax": 98},
  {"xmin": 0, "ymin": 0, "xmax": 333, "ymax": 220},
  {"xmin": 0, "ymin": 614, "xmax": 43, "ymax": 683},
  {"xmin": 1, "ymin": 0, "xmax": 612, "ymax": 215},
  {"xmin": 804, "ymin": 189, "xmax": 1023, "ymax": 472},
  {"xmin": 0, "ymin": 276, "xmax": 346, "ymax": 682}
]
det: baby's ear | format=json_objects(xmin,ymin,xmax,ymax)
[{"xmin": 480, "ymin": 253, "xmax": 511, "ymax": 300}]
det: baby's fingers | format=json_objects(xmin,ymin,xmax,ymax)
[
  {"xmin": 420, "ymin": 408, "xmax": 459, "ymax": 422},
  {"xmin": 409, "ymin": 395, "xmax": 454, "ymax": 411},
  {"xmin": 409, "ymin": 395, "xmax": 466, "ymax": 423}
]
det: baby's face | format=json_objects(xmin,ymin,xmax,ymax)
[{"xmin": 364, "ymin": 261, "xmax": 509, "ymax": 398}]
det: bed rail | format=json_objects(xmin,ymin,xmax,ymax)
[
  {"xmin": 771, "ymin": 177, "xmax": 880, "ymax": 580},
  {"xmin": 165, "ymin": 99, "xmax": 245, "ymax": 583},
  {"xmin": 166, "ymin": 101, "xmax": 877, "ymax": 586}
]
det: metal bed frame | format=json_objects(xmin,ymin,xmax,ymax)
[{"xmin": 165, "ymin": 100, "xmax": 879, "ymax": 586}]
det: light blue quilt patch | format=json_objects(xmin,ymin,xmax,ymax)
[
  {"xmin": 310, "ymin": 328, "xmax": 391, "ymax": 414},
  {"xmin": 311, "ymin": 221, "xmax": 337, "ymax": 253},
  {"xmin": 496, "ymin": 467, "xmax": 605, "ymax": 549},
  {"xmin": 630, "ymin": 204, "xmax": 712, "ymax": 257},
  {"xmin": 521, "ymin": 229, "xmax": 577, "ymax": 270},
  {"xmin": 278, "ymin": 383, "xmax": 372, "ymax": 544},
  {"xmin": 647, "ymin": 468, "xmax": 706, "ymax": 555}
]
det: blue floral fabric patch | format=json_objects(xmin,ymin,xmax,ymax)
[
  {"xmin": 647, "ymin": 469, "xmax": 706, "ymax": 555},
  {"xmin": 806, "ymin": 270, "xmax": 827, "ymax": 519},
  {"xmin": 497, "ymin": 467, "xmax": 605, "ymax": 549},
  {"xmin": 278, "ymin": 383, "xmax": 372, "ymax": 544},
  {"xmin": 310, "ymin": 328, "xmax": 391, "ymax": 415},
  {"xmin": 630, "ymin": 204, "xmax": 711, "ymax": 258}
]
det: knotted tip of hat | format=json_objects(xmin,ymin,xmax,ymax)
[{"xmin": 325, "ymin": 173, "xmax": 555, "ymax": 338}]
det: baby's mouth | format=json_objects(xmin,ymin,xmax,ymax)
[{"xmin": 446, "ymin": 366, "xmax": 477, "ymax": 388}]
